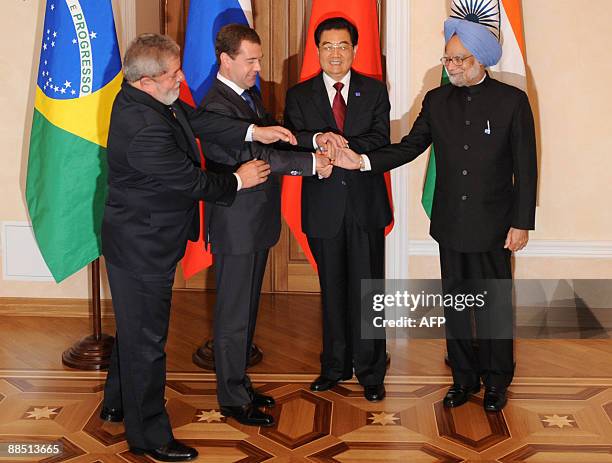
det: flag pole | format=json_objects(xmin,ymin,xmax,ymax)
[{"xmin": 62, "ymin": 258, "xmax": 114, "ymax": 370}]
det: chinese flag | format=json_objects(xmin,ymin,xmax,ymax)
[{"xmin": 281, "ymin": 0, "xmax": 394, "ymax": 270}]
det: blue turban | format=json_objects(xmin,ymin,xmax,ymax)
[{"xmin": 444, "ymin": 18, "xmax": 502, "ymax": 67}]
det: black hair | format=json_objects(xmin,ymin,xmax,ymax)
[
  {"xmin": 314, "ymin": 17, "xmax": 359, "ymax": 47},
  {"xmin": 215, "ymin": 23, "xmax": 261, "ymax": 64}
]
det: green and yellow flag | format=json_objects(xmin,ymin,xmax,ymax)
[{"xmin": 26, "ymin": 0, "xmax": 121, "ymax": 282}]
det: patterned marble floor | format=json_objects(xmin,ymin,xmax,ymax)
[{"xmin": 1, "ymin": 370, "xmax": 612, "ymax": 462}]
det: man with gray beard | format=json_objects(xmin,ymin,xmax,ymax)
[
  {"xmin": 100, "ymin": 33, "xmax": 269, "ymax": 461},
  {"xmin": 333, "ymin": 17, "xmax": 537, "ymax": 412}
]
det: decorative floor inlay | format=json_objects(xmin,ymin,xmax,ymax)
[{"xmin": 2, "ymin": 371, "xmax": 612, "ymax": 462}]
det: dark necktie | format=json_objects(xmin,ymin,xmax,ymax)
[
  {"xmin": 241, "ymin": 89, "xmax": 259, "ymax": 116},
  {"xmin": 332, "ymin": 82, "xmax": 346, "ymax": 133}
]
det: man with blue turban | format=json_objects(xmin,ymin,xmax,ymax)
[{"xmin": 333, "ymin": 17, "xmax": 538, "ymax": 412}]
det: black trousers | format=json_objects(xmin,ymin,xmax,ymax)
[
  {"xmin": 308, "ymin": 208, "xmax": 387, "ymax": 386},
  {"xmin": 103, "ymin": 262, "xmax": 175, "ymax": 449},
  {"xmin": 439, "ymin": 246, "xmax": 514, "ymax": 388},
  {"xmin": 213, "ymin": 249, "xmax": 269, "ymax": 406}
]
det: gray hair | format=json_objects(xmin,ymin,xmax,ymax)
[{"xmin": 123, "ymin": 33, "xmax": 180, "ymax": 82}]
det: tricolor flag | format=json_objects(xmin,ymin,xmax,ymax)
[
  {"xmin": 281, "ymin": 0, "xmax": 394, "ymax": 269},
  {"xmin": 26, "ymin": 0, "xmax": 121, "ymax": 282},
  {"xmin": 421, "ymin": 0, "xmax": 527, "ymax": 217},
  {"xmin": 179, "ymin": 0, "xmax": 253, "ymax": 279}
]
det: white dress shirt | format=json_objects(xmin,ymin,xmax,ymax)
[{"xmin": 216, "ymin": 72, "xmax": 316, "ymax": 177}]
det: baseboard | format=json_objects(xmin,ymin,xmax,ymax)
[
  {"xmin": 0, "ymin": 297, "xmax": 114, "ymax": 318},
  {"xmin": 408, "ymin": 240, "xmax": 612, "ymax": 258}
]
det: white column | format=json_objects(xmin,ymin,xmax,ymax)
[{"xmin": 383, "ymin": 0, "xmax": 412, "ymax": 279}]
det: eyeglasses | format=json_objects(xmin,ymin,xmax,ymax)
[
  {"xmin": 440, "ymin": 55, "xmax": 473, "ymax": 66},
  {"xmin": 319, "ymin": 42, "xmax": 353, "ymax": 53}
]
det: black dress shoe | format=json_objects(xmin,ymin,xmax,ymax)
[
  {"xmin": 247, "ymin": 387, "xmax": 275, "ymax": 408},
  {"xmin": 252, "ymin": 392, "xmax": 275, "ymax": 408},
  {"xmin": 364, "ymin": 384, "xmax": 386, "ymax": 402},
  {"xmin": 99, "ymin": 406, "xmax": 123, "ymax": 422},
  {"xmin": 220, "ymin": 404, "xmax": 274, "ymax": 427},
  {"xmin": 443, "ymin": 384, "xmax": 480, "ymax": 408},
  {"xmin": 131, "ymin": 439, "xmax": 198, "ymax": 462},
  {"xmin": 483, "ymin": 386, "xmax": 508, "ymax": 412},
  {"xmin": 310, "ymin": 375, "xmax": 351, "ymax": 392}
]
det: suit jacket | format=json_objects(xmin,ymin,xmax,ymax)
[
  {"xmin": 368, "ymin": 74, "xmax": 537, "ymax": 252},
  {"xmin": 102, "ymin": 81, "xmax": 237, "ymax": 274},
  {"xmin": 284, "ymin": 71, "xmax": 392, "ymax": 238},
  {"xmin": 190, "ymin": 78, "xmax": 314, "ymax": 255}
]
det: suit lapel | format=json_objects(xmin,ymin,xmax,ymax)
[
  {"xmin": 311, "ymin": 73, "xmax": 338, "ymax": 131},
  {"xmin": 122, "ymin": 81, "xmax": 202, "ymax": 164},
  {"xmin": 249, "ymin": 88, "xmax": 267, "ymax": 120},
  {"xmin": 172, "ymin": 102, "xmax": 201, "ymax": 164},
  {"xmin": 344, "ymin": 71, "xmax": 364, "ymax": 134},
  {"xmin": 215, "ymin": 79, "xmax": 259, "ymax": 120}
]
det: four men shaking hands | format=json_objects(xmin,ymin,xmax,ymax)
[{"xmin": 101, "ymin": 13, "xmax": 536, "ymax": 462}]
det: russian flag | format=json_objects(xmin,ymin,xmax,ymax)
[{"xmin": 180, "ymin": 0, "xmax": 253, "ymax": 279}]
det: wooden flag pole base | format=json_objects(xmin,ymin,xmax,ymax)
[
  {"xmin": 192, "ymin": 339, "xmax": 263, "ymax": 371},
  {"xmin": 62, "ymin": 333, "xmax": 114, "ymax": 370},
  {"xmin": 62, "ymin": 258, "xmax": 114, "ymax": 370}
]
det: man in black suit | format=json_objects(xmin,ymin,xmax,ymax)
[
  {"xmin": 189, "ymin": 24, "xmax": 330, "ymax": 427},
  {"xmin": 283, "ymin": 17, "xmax": 391, "ymax": 402},
  {"xmin": 100, "ymin": 33, "xmax": 269, "ymax": 461},
  {"xmin": 334, "ymin": 18, "xmax": 537, "ymax": 412}
]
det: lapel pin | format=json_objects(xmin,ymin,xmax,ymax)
[
  {"xmin": 355, "ymin": 91, "xmax": 361, "ymax": 97},
  {"xmin": 484, "ymin": 119, "xmax": 491, "ymax": 135}
]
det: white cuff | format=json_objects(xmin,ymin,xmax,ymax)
[
  {"xmin": 233, "ymin": 173, "xmax": 243, "ymax": 190},
  {"xmin": 311, "ymin": 153, "xmax": 317, "ymax": 175},
  {"xmin": 245, "ymin": 124, "xmax": 255, "ymax": 142},
  {"xmin": 313, "ymin": 132, "xmax": 323, "ymax": 150},
  {"xmin": 360, "ymin": 154, "xmax": 372, "ymax": 171}
]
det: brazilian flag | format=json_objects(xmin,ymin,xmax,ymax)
[{"xmin": 26, "ymin": 0, "xmax": 121, "ymax": 282}]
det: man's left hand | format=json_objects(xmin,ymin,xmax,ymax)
[
  {"xmin": 316, "ymin": 132, "xmax": 348, "ymax": 149},
  {"xmin": 504, "ymin": 228, "xmax": 529, "ymax": 252}
]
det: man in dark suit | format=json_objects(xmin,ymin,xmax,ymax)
[
  {"xmin": 334, "ymin": 18, "xmax": 537, "ymax": 412},
  {"xmin": 100, "ymin": 33, "xmax": 269, "ymax": 461},
  {"xmin": 283, "ymin": 17, "xmax": 391, "ymax": 402},
  {"xmin": 189, "ymin": 24, "xmax": 330, "ymax": 427}
]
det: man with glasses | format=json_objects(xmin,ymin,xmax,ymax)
[
  {"xmin": 334, "ymin": 17, "xmax": 537, "ymax": 412},
  {"xmin": 100, "ymin": 33, "xmax": 270, "ymax": 461},
  {"xmin": 284, "ymin": 17, "xmax": 391, "ymax": 402}
]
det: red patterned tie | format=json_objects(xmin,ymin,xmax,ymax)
[{"xmin": 332, "ymin": 82, "xmax": 346, "ymax": 133}]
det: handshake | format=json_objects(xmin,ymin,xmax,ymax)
[
  {"xmin": 312, "ymin": 132, "xmax": 363, "ymax": 178},
  {"xmin": 251, "ymin": 125, "xmax": 363, "ymax": 177},
  {"xmin": 236, "ymin": 126, "xmax": 363, "ymax": 188}
]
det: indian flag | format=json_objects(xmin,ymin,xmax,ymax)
[
  {"xmin": 26, "ymin": 0, "xmax": 122, "ymax": 282},
  {"xmin": 421, "ymin": 0, "xmax": 527, "ymax": 217}
]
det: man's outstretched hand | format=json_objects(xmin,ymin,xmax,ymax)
[
  {"xmin": 330, "ymin": 146, "xmax": 362, "ymax": 170},
  {"xmin": 253, "ymin": 125, "xmax": 297, "ymax": 145}
]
